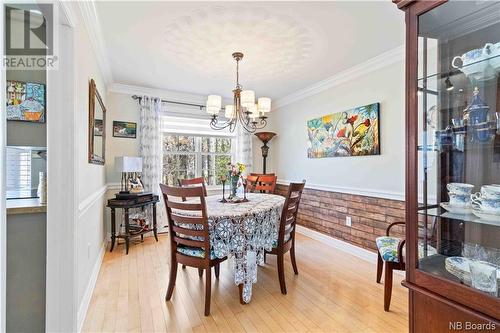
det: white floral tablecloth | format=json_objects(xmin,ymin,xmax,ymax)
[{"xmin": 176, "ymin": 193, "xmax": 285, "ymax": 303}]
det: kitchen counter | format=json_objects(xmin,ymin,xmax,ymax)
[{"xmin": 6, "ymin": 198, "xmax": 46, "ymax": 215}]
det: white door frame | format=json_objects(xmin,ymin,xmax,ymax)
[
  {"xmin": 46, "ymin": 2, "xmax": 78, "ymax": 332},
  {"xmin": 0, "ymin": 3, "xmax": 7, "ymax": 332}
]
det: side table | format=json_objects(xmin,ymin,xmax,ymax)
[{"xmin": 107, "ymin": 194, "xmax": 159, "ymax": 254}]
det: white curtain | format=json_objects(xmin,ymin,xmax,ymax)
[
  {"xmin": 139, "ymin": 96, "xmax": 166, "ymax": 231},
  {"xmin": 231, "ymin": 125, "xmax": 253, "ymax": 173}
]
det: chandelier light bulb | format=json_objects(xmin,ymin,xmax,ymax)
[
  {"xmin": 206, "ymin": 95, "xmax": 222, "ymax": 115},
  {"xmin": 258, "ymin": 97, "xmax": 271, "ymax": 113},
  {"xmin": 225, "ymin": 105, "xmax": 235, "ymax": 119},
  {"xmin": 241, "ymin": 90, "xmax": 256, "ymax": 109}
]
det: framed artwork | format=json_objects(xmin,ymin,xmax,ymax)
[
  {"xmin": 307, "ymin": 102, "xmax": 380, "ymax": 158},
  {"xmin": 113, "ymin": 121, "xmax": 137, "ymax": 138},
  {"xmin": 6, "ymin": 80, "xmax": 46, "ymax": 123}
]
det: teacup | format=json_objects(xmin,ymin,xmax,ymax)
[
  {"xmin": 449, "ymin": 193, "xmax": 471, "ymax": 207},
  {"xmin": 481, "ymin": 185, "xmax": 500, "ymax": 199},
  {"xmin": 471, "ymin": 192, "xmax": 500, "ymax": 214},
  {"xmin": 452, "ymin": 44, "xmax": 492, "ymax": 79},
  {"xmin": 489, "ymin": 41, "xmax": 500, "ymax": 72},
  {"xmin": 447, "ymin": 183, "xmax": 474, "ymax": 195}
]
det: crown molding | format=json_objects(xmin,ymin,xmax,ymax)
[
  {"xmin": 58, "ymin": 1, "xmax": 78, "ymax": 28},
  {"xmin": 108, "ymin": 82, "xmax": 234, "ymax": 107},
  {"xmin": 107, "ymin": 83, "xmax": 208, "ymax": 104},
  {"xmin": 76, "ymin": 0, "xmax": 113, "ymax": 85},
  {"xmin": 273, "ymin": 45, "xmax": 404, "ymax": 110}
]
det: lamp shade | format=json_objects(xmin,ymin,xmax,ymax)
[
  {"xmin": 115, "ymin": 156, "xmax": 143, "ymax": 172},
  {"xmin": 241, "ymin": 90, "xmax": 255, "ymax": 109},
  {"xmin": 258, "ymin": 97, "xmax": 271, "ymax": 113},
  {"xmin": 225, "ymin": 104, "xmax": 235, "ymax": 118},
  {"xmin": 248, "ymin": 104, "xmax": 259, "ymax": 119},
  {"xmin": 206, "ymin": 95, "xmax": 222, "ymax": 115}
]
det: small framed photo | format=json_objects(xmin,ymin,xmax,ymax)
[{"xmin": 113, "ymin": 121, "xmax": 137, "ymax": 138}]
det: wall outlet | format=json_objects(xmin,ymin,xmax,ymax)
[{"xmin": 345, "ymin": 216, "xmax": 352, "ymax": 227}]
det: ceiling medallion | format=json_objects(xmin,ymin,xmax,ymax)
[{"xmin": 205, "ymin": 52, "xmax": 271, "ymax": 133}]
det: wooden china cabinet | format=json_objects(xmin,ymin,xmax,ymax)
[{"xmin": 395, "ymin": 0, "xmax": 500, "ymax": 331}]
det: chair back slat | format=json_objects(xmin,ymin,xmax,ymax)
[
  {"xmin": 170, "ymin": 213, "xmax": 204, "ymax": 225},
  {"xmin": 178, "ymin": 177, "xmax": 207, "ymax": 200},
  {"xmin": 166, "ymin": 200, "xmax": 203, "ymax": 211},
  {"xmin": 246, "ymin": 175, "xmax": 259, "ymax": 193},
  {"xmin": 173, "ymin": 236, "xmax": 206, "ymax": 248},
  {"xmin": 160, "ymin": 183, "xmax": 210, "ymax": 263},
  {"xmin": 254, "ymin": 175, "xmax": 277, "ymax": 194},
  {"xmin": 172, "ymin": 225, "xmax": 205, "ymax": 238},
  {"xmin": 277, "ymin": 181, "xmax": 305, "ymax": 248}
]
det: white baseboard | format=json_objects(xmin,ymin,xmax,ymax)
[
  {"xmin": 296, "ymin": 225, "xmax": 404, "ymax": 276},
  {"xmin": 77, "ymin": 238, "xmax": 107, "ymax": 333}
]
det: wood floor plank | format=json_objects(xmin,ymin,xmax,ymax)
[{"xmin": 83, "ymin": 233, "xmax": 408, "ymax": 333}]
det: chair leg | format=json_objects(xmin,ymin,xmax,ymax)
[
  {"xmin": 198, "ymin": 268, "xmax": 203, "ymax": 277},
  {"xmin": 376, "ymin": 252, "xmax": 383, "ymax": 283},
  {"xmin": 215, "ymin": 263, "xmax": 220, "ymax": 279},
  {"xmin": 264, "ymin": 252, "xmax": 267, "ymax": 264},
  {"xmin": 204, "ymin": 267, "xmax": 212, "ymax": 316},
  {"xmin": 384, "ymin": 262, "xmax": 393, "ymax": 312},
  {"xmin": 277, "ymin": 253, "xmax": 287, "ymax": 295},
  {"xmin": 290, "ymin": 244, "xmax": 298, "ymax": 275},
  {"xmin": 165, "ymin": 261, "xmax": 178, "ymax": 301}
]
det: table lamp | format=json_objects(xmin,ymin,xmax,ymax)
[{"xmin": 115, "ymin": 156, "xmax": 143, "ymax": 194}]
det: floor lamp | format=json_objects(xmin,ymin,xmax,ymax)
[{"xmin": 254, "ymin": 132, "xmax": 276, "ymax": 174}]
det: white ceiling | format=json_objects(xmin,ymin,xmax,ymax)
[{"xmin": 95, "ymin": 1, "xmax": 404, "ymax": 100}]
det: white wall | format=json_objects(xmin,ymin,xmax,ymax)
[
  {"xmin": 72, "ymin": 6, "xmax": 108, "ymax": 325},
  {"xmin": 105, "ymin": 91, "xmax": 140, "ymax": 183},
  {"xmin": 265, "ymin": 60, "xmax": 405, "ymax": 199}
]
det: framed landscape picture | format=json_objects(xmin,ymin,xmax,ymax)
[
  {"xmin": 6, "ymin": 80, "xmax": 46, "ymax": 123},
  {"xmin": 307, "ymin": 102, "xmax": 380, "ymax": 158},
  {"xmin": 113, "ymin": 121, "xmax": 137, "ymax": 138}
]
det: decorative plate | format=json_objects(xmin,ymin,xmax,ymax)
[
  {"xmin": 440, "ymin": 202, "xmax": 473, "ymax": 214},
  {"xmin": 445, "ymin": 256, "xmax": 500, "ymax": 286},
  {"xmin": 472, "ymin": 209, "xmax": 500, "ymax": 224}
]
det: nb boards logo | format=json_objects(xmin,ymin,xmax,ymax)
[{"xmin": 4, "ymin": 2, "xmax": 59, "ymax": 70}]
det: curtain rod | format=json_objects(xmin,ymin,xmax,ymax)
[{"xmin": 131, "ymin": 95, "xmax": 205, "ymax": 110}]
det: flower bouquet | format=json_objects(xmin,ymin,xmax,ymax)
[{"xmin": 227, "ymin": 162, "xmax": 246, "ymax": 201}]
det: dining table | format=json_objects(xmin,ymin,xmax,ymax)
[{"xmin": 176, "ymin": 192, "xmax": 285, "ymax": 303}]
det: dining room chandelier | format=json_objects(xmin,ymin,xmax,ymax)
[{"xmin": 205, "ymin": 52, "xmax": 271, "ymax": 133}]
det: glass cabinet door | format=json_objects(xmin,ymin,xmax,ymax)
[{"xmin": 417, "ymin": 1, "xmax": 500, "ymax": 299}]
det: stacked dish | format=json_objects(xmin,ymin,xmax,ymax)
[
  {"xmin": 440, "ymin": 183, "xmax": 474, "ymax": 214},
  {"xmin": 471, "ymin": 185, "xmax": 500, "ymax": 223}
]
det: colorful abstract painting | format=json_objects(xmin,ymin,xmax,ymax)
[
  {"xmin": 6, "ymin": 81, "xmax": 46, "ymax": 123},
  {"xmin": 307, "ymin": 103, "xmax": 380, "ymax": 158}
]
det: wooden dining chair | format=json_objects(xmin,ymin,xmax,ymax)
[
  {"xmin": 265, "ymin": 181, "xmax": 305, "ymax": 294},
  {"xmin": 245, "ymin": 175, "xmax": 259, "ymax": 193},
  {"xmin": 254, "ymin": 174, "xmax": 277, "ymax": 194},
  {"xmin": 160, "ymin": 184, "xmax": 226, "ymax": 316},
  {"xmin": 375, "ymin": 219, "xmax": 437, "ymax": 311},
  {"xmin": 178, "ymin": 177, "xmax": 207, "ymax": 200}
]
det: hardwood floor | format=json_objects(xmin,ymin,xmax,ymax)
[{"xmin": 82, "ymin": 233, "xmax": 408, "ymax": 332}]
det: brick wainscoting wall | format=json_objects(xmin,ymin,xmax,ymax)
[{"xmin": 276, "ymin": 184, "xmax": 405, "ymax": 252}]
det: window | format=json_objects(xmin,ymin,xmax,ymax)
[
  {"xmin": 6, "ymin": 147, "xmax": 32, "ymax": 199},
  {"xmin": 162, "ymin": 134, "xmax": 232, "ymax": 187}
]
